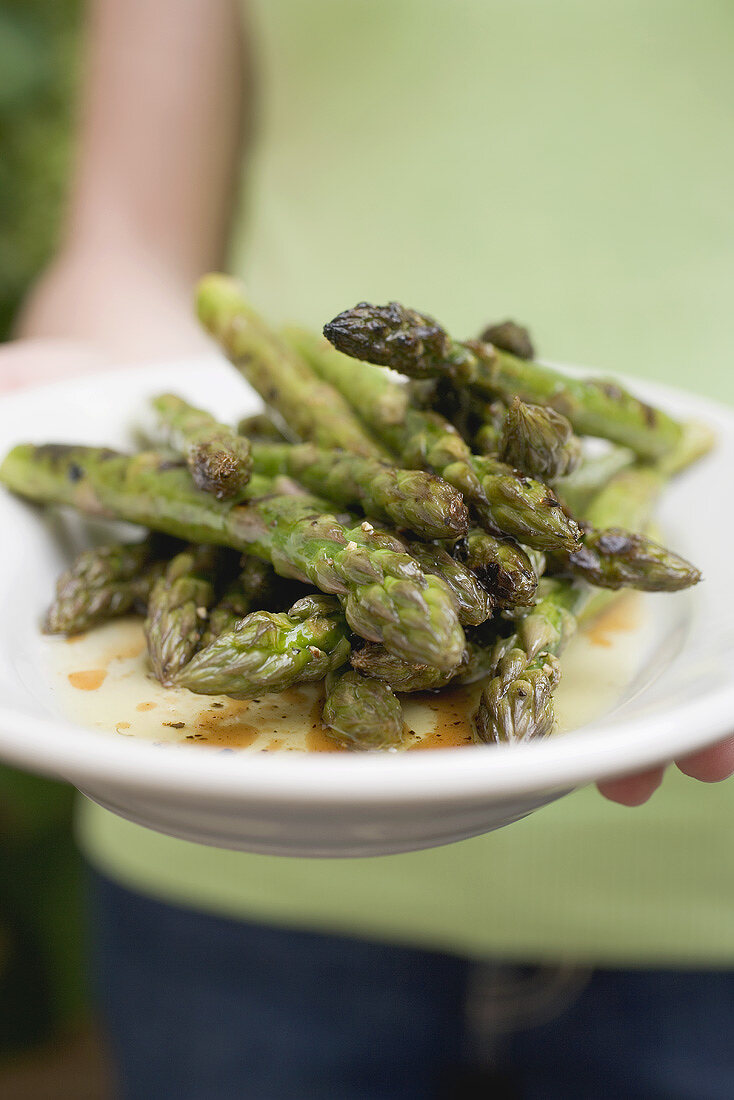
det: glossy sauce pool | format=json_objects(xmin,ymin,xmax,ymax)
[{"xmin": 47, "ymin": 594, "xmax": 646, "ymax": 753}]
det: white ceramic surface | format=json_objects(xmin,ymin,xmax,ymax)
[{"xmin": 0, "ymin": 358, "xmax": 732, "ymax": 857}]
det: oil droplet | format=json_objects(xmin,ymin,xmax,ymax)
[
  {"xmin": 108, "ymin": 641, "xmax": 145, "ymax": 662},
  {"xmin": 68, "ymin": 669, "xmax": 107, "ymax": 691},
  {"xmin": 192, "ymin": 700, "xmax": 260, "ymax": 748},
  {"xmin": 136, "ymin": 702, "xmax": 157, "ymax": 712}
]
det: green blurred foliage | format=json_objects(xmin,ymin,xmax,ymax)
[
  {"xmin": 0, "ymin": 0, "xmax": 82, "ymax": 338},
  {"xmin": 0, "ymin": 0, "xmax": 87, "ymax": 1052}
]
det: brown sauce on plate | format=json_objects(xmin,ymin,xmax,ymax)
[{"xmin": 51, "ymin": 595, "xmax": 647, "ymax": 754}]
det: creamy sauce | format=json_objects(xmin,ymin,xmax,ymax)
[{"xmin": 48, "ymin": 594, "xmax": 645, "ymax": 753}]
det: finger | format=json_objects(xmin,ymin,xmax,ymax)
[
  {"xmin": 676, "ymin": 735, "xmax": 734, "ymax": 783},
  {"xmin": 596, "ymin": 765, "xmax": 666, "ymax": 806}
]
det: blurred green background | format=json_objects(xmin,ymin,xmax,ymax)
[
  {"xmin": 0, "ymin": 0, "xmax": 86, "ymax": 1055},
  {"xmin": 0, "ymin": 0, "xmax": 80, "ymax": 337}
]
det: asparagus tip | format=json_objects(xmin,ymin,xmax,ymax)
[
  {"xmin": 479, "ymin": 319, "xmax": 535, "ymax": 360},
  {"xmin": 324, "ymin": 301, "xmax": 449, "ymax": 375}
]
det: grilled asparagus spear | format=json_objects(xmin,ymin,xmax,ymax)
[
  {"xmin": 499, "ymin": 397, "xmax": 582, "ymax": 481},
  {"xmin": 470, "ymin": 454, "xmax": 580, "ymax": 551},
  {"xmin": 405, "ymin": 540, "xmax": 492, "ymax": 626},
  {"xmin": 145, "ymin": 546, "xmax": 218, "ymax": 685},
  {"xmin": 473, "ymin": 579, "xmax": 583, "ymax": 745},
  {"xmin": 236, "ymin": 412, "xmax": 290, "ymax": 442},
  {"xmin": 176, "ymin": 594, "xmax": 351, "ymax": 698},
  {"xmin": 251, "ymin": 442, "xmax": 469, "ymax": 540},
  {"xmin": 323, "ymin": 301, "xmax": 683, "ymax": 460},
  {"xmin": 479, "ymin": 320, "xmax": 535, "ymax": 361},
  {"xmin": 196, "ymin": 275, "xmax": 389, "ymax": 459},
  {"xmin": 454, "ymin": 530, "xmax": 541, "ymax": 608},
  {"xmin": 322, "ymin": 669, "xmax": 407, "ymax": 751},
  {"xmin": 283, "ymin": 325, "xmax": 410, "ymax": 427},
  {"xmin": 151, "ymin": 393, "xmax": 252, "ymax": 500},
  {"xmin": 44, "ymin": 539, "xmax": 165, "ymax": 635},
  {"xmin": 551, "ymin": 465, "xmax": 702, "ymax": 591},
  {"xmin": 350, "ymin": 638, "xmax": 496, "ymax": 693},
  {"xmin": 308, "ymin": 322, "xmax": 580, "ymax": 551},
  {"xmin": 473, "ymin": 451, "xmax": 703, "ymax": 743},
  {"xmin": 0, "ymin": 444, "xmax": 465, "ymax": 670},
  {"xmin": 200, "ymin": 557, "xmax": 289, "ymax": 646}
]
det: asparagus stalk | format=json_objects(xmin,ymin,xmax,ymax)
[
  {"xmin": 499, "ymin": 397, "xmax": 582, "ymax": 481},
  {"xmin": 473, "ymin": 400, "xmax": 507, "ymax": 455},
  {"xmin": 196, "ymin": 275, "xmax": 389, "ymax": 459},
  {"xmin": 558, "ymin": 528, "xmax": 701, "ymax": 592},
  {"xmin": 310, "ymin": 324, "xmax": 581, "ymax": 551},
  {"xmin": 353, "ymin": 569, "xmax": 574, "ymax": 703},
  {"xmin": 251, "ymin": 441, "xmax": 469, "ymax": 540},
  {"xmin": 236, "ymin": 412, "xmax": 290, "ymax": 442},
  {"xmin": 473, "ymin": 580, "xmax": 584, "ymax": 745},
  {"xmin": 323, "ymin": 301, "xmax": 683, "ymax": 461},
  {"xmin": 176, "ymin": 594, "xmax": 351, "ymax": 699},
  {"xmin": 475, "ymin": 649, "xmax": 562, "ymax": 744},
  {"xmin": 299, "ymin": 340, "xmax": 486, "ymax": 504},
  {"xmin": 555, "ymin": 421, "xmax": 712, "ymax": 529},
  {"xmin": 44, "ymin": 539, "xmax": 165, "ymax": 635},
  {"xmin": 151, "ymin": 393, "xmax": 253, "ymax": 500},
  {"xmin": 350, "ymin": 643, "xmax": 455, "ymax": 692},
  {"xmin": 515, "ymin": 580, "xmax": 583, "ymax": 659},
  {"xmin": 351, "ymin": 638, "xmax": 496, "ymax": 693},
  {"xmin": 405, "ymin": 379, "xmax": 505, "ymax": 457},
  {"xmin": 404, "ymin": 540, "xmax": 492, "ymax": 626},
  {"xmin": 474, "ymin": 441, "xmax": 704, "ymax": 741},
  {"xmin": 454, "ymin": 530, "xmax": 540, "ymax": 608},
  {"xmin": 145, "ymin": 546, "xmax": 218, "ymax": 685},
  {"xmin": 470, "ymin": 454, "xmax": 580, "ymax": 551},
  {"xmin": 554, "ymin": 446, "xmax": 636, "ymax": 517},
  {"xmin": 657, "ymin": 418, "xmax": 716, "ymax": 478},
  {"xmin": 282, "ymin": 325, "xmax": 410, "ymax": 427},
  {"xmin": 0, "ymin": 444, "xmax": 464, "ymax": 670},
  {"xmin": 550, "ymin": 466, "xmax": 702, "ymax": 592},
  {"xmin": 479, "ymin": 320, "xmax": 535, "ymax": 361},
  {"xmin": 321, "ymin": 669, "xmax": 407, "ymax": 751},
  {"xmin": 200, "ymin": 557, "xmax": 287, "ymax": 646}
]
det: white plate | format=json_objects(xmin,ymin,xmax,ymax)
[{"xmin": 0, "ymin": 358, "xmax": 732, "ymax": 857}]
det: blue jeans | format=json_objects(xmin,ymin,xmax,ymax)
[{"xmin": 89, "ymin": 869, "xmax": 734, "ymax": 1100}]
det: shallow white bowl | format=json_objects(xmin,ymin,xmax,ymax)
[{"xmin": 0, "ymin": 358, "xmax": 731, "ymax": 857}]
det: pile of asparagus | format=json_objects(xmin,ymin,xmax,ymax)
[{"xmin": 0, "ymin": 276, "xmax": 708, "ymax": 751}]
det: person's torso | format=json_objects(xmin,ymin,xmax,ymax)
[{"xmin": 80, "ymin": 0, "xmax": 734, "ymax": 964}]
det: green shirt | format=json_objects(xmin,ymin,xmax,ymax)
[{"xmin": 79, "ymin": 0, "xmax": 734, "ymax": 965}]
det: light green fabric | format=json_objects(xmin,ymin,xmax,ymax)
[{"xmin": 78, "ymin": 0, "xmax": 734, "ymax": 965}]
